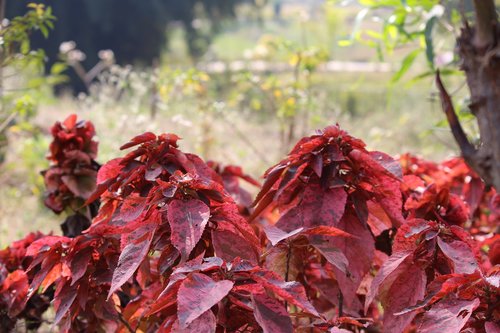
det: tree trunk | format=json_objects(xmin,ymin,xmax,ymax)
[{"xmin": 441, "ymin": 0, "xmax": 500, "ymax": 191}]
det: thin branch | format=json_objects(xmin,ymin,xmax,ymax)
[
  {"xmin": 435, "ymin": 71, "xmax": 477, "ymax": 161},
  {"xmin": 284, "ymin": 243, "xmax": 292, "ymax": 311},
  {"xmin": 117, "ymin": 312, "xmax": 135, "ymax": 333},
  {"xmin": 0, "ymin": 111, "xmax": 17, "ymax": 133}
]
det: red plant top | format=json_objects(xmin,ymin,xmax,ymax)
[{"xmin": 42, "ymin": 114, "xmax": 99, "ymax": 214}]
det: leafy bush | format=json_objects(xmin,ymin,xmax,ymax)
[{"xmin": 0, "ymin": 115, "xmax": 498, "ymax": 332}]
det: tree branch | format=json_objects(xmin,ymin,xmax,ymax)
[
  {"xmin": 473, "ymin": 0, "xmax": 497, "ymax": 48},
  {"xmin": 435, "ymin": 71, "xmax": 477, "ymax": 162}
]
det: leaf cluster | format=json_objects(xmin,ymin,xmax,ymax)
[{"xmin": 0, "ymin": 117, "xmax": 498, "ymax": 332}]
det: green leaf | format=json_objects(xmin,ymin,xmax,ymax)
[
  {"xmin": 50, "ymin": 62, "xmax": 67, "ymax": 75},
  {"xmin": 40, "ymin": 25, "xmax": 49, "ymax": 38},
  {"xmin": 351, "ymin": 8, "xmax": 370, "ymax": 41},
  {"xmin": 424, "ymin": 16, "xmax": 437, "ymax": 68},
  {"xmin": 391, "ymin": 49, "xmax": 421, "ymax": 83},
  {"xmin": 338, "ymin": 39, "xmax": 353, "ymax": 47}
]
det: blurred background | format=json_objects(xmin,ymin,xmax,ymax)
[{"xmin": 0, "ymin": 0, "xmax": 486, "ymax": 244}]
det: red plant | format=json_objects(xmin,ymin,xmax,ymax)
[
  {"xmin": 0, "ymin": 232, "xmax": 52, "ymax": 331},
  {"xmin": 41, "ymin": 114, "xmax": 100, "ymax": 237},
  {"xmin": 1, "ymin": 119, "xmax": 498, "ymax": 333}
]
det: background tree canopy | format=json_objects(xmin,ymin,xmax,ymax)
[{"xmin": 6, "ymin": 0, "xmax": 252, "ymax": 89}]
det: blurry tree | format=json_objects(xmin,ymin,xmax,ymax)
[
  {"xmin": 0, "ymin": 2, "xmax": 64, "ymax": 164},
  {"xmin": 6, "ymin": 0, "xmax": 254, "ymax": 91}
]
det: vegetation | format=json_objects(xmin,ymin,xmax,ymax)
[
  {"xmin": 0, "ymin": 114, "xmax": 498, "ymax": 332},
  {"xmin": 0, "ymin": 1, "xmax": 499, "ymax": 332}
]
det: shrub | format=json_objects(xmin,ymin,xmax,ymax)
[{"xmin": 0, "ymin": 116, "xmax": 498, "ymax": 332}]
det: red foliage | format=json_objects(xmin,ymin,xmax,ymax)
[
  {"xmin": 0, "ymin": 232, "xmax": 52, "ymax": 331},
  {"xmin": 42, "ymin": 114, "xmax": 99, "ymax": 215},
  {"xmin": 1, "ymin": 120, "xmax": 499, "ymax": 333}
]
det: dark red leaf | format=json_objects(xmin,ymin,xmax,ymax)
[
  {"xmin": 253, "ymin": 272, "xmax": 320, "ymax": 317},
  {"xmin": 53, "ymin": 282, "xmax": 78, "ymax": 325},
  {"xmin": 276, "ymin": 184, "xmax": 347, "ymax": 231},
  {"xmin": 308, "ymin": 236, "xmax": 349, "ymax": 274},
  {"xmin": 212, "ymin": 229, "xmax": 258, "ymax": 264},
  {"xmin": 382, "ymin": 262, "xmax": 426, "ymax": 332},
  {"xmin": 365, "ymin": 251, "xmax": 412, "ymax": 313},
  {"xmin": 417, "ymin": 297, "xmax": 480, "ymax": 333},
  {"xmin": 167, "ymin": 199, "xmax": 210, "ymax": 261},
  {"xmin": 263, "ymin": 225, "xmax": 303, "ymax": 246},
  {"xmin": 108, "ymin": 229, "xmax": 154, "ymax": 298},
  {"xmin": 253, "ymin": 165, "xmax": 286, "ymax": 207},
  {"xmin": 252, "ymin": 292, "xmax": 293, "ymax": 333},
  {"xmin": 329, "ymin": 213, "xmax": 374, "ymax": 307},
  {"xmin": 177, "ymin": 273, "xmax": 233, "ymax": 328},
  {"xmin": 70, "ymin": 247, "xmax": 91, "ymax": 285},
  {"xmin": 437, "ymin": 237, "xmax": 479, "ymax": 274},
  {"xmin": 61, "ymin": 174, "xmax": 97, "ymax": 199},
  {"xmin": 172, "ymin": 309, "xmax": 216, "ymax": 333},
  {"xmin": 120, "ymin": 132, "xmax": 157, "ymax": 150}
]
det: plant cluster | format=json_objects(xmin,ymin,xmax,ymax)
[
  {"xmin": 41, "ymin": 114, "xmax": 100, "ymax": 237},
  {"xmin": 0, "ymin": 116, "xmax": 498, "ymax": 332}
]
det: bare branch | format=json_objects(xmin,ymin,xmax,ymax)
[{"xmin": 435, "ymin": 71, "xmax": 477, "ymax": 161}]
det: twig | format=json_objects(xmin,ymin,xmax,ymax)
[
  {"xmin": 118, "ymin": 312, "xmax": 135, "ymax": 333},
  {"xmin": 284, "ymin": 243, "xmax": 292, "ymax": 310},
  {"xmin": 0, "ymin": 111, "xmax": 17, "ymax": 133},
  {"xmin": 435, "ymin": 71, "xmax": 477, "ymax": 161}
]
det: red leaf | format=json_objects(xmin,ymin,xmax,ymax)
[
  {"xmin": 61, "ymin": 174, "xmax": 97, "ymax": 199},
  {"xmin": 253, "ymin": 272, "xmax": 320, "ymax": 317},
  {"xmin": 252, "ymin": 292, "xmax": 293, "ymax": 333},
  {"xmin": 108, "ymin": 229, "xmax": 154, "ymax": 298},
  {"xmin": 119, "ymin": 195, "xmax": 148, "ymax": 222},
  {"xmin": 308, "ymin": 236, "xmax": 349, "ymax": 274},
  {"xmin": 53, "ymin": 282, "xmax": 78, "ymax": 325},
  {"xmin": 177, "ymin": 273, "xmax": 233, "ymax": 328},
  {"xmin": 167, "ymin": 199, "xmax": 210, "ymax": 261},
  {"xmin": 1, "ymin": 270, "xmax": 29, "ymax": 316},
  {"xmin": 263, "ymin": 225, "xmax": 303, "ymax": 246},
  {"xmin": 382, "ymin": 262, "xmax": 426, "ymax": 332},
  {"xmin": 212, "ymin": 229, "xmax": 258, "ymax": 264},
  {"xmin": 253, "ymin": 165, "xmax": 286, "ymax": 207},
  {"xmin": 417, "ymin": 297, "xmax": 480, "ymax": 333},
  {"xmin": 25, "ymin": 236, "xmax": 70, "ymax": 257},
  {"xmin": 276, "ymin": 184, "xmax": 347, "ymax": 231},
  {"xmin": 485, "ymin": 322, "xmax": 500, "ymax": 333},
  {"xmin": 172, "ymin": 309, "xmax": 216, "ymax": 333},
  {"xmin": 370, "ymin": 151, "xmax": 403, "ymax": 179},
  {"xmin": 63, "ymin": 114, "xmax": 77, "ymax": 129},
  {"xmin": 365, "ymin": 251, "xmax": 412, "ymax": 313},
  {"xmin": 329, "ymin": 213, "xmax": 374, "ymax": 307},
  {"xmin": 120, "ymin": 132, "xmax": 157, "ymax": 150},
  {"xmin": 97, "ymin": 158, "xmax": 123, "ymax": 184},
  {"xmin": 302, "ymin": 225, "xmax": 353, "ymax": 238},
  {"xmin": 437, "ymin": 237, "xmax": 479, "ymax": 274},
  {"xmin": 70, "ymin": 247, "xmax": 91, "ymax": 285}
]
